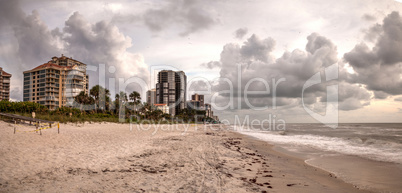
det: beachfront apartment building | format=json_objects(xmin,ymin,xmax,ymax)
[
  {"xmin": 187, "ymin": 93, "xmax": 205, "ymax": 110},
  {"xmin": 0, "ymin": 67, "xmax": 12, "ymax": 101},
  {"xmin": 23, "ymin": 55, "xmax": 89, "ymax": 110},
  {"xmin": 191, "ymin": 93, "xmax": 204, "ymax": 107},
  {"xmin": 156, "ymin": 70, "xmax": 187, "ymax": 116},
  {"xmin": 146, "ymin": 88, "xmax": 156, "ymax": 105},
  {"xmin": 154, "ymin": 103, "xmax": 169, "ymax": 114},
  {"xmin": 205, "ymin": 103, "xmax": 213, "ymax": 117}
]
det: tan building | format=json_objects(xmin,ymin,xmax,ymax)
[
  {"xmin": 205, "ymin": 103, "xmax": 212, "ymax": 117},
  {"xmin": 187, "ymin": 93, "xmax": 205, "ymax": 110},
  {"xmin": 23, "ymin": 55, "xmax": 89, "ymax": 110},
  {"xmin": 191, "ymin": 93, "xmax": 204, "ymax": 107},
  {"xmin": 0, "ymin": 67, "xmax": 12, "ymax": 101},
  {"xmin": 146, "ymin": 88, "xmax": 156, "ymax": 105},
  {"xmin": 154, "ymin": 103, "xmax": 169, "ymax": 114}
]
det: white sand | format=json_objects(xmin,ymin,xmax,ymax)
[{"xmin": 0, "ymin": 121, "xmax": 371, "ymax": 192}]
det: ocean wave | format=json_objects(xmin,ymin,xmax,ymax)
[{"xmin": 238, "ymin": 131, "xmax": 402, "ymax": 164}]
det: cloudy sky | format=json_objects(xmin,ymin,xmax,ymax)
[{"xmin": 1, "ymin": 0, "xmax": 402, "ymax": 123}]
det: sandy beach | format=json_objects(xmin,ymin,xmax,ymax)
[{"xmin": 0, "ymin": 121, "xmax": 372, "ymax": 193}]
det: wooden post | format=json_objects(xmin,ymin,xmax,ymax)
[
  {"xmin": 14, "ymin": 120, "xmax": 16, "ymax": 134},
  {"xmin": 58, "ymin": 123, "xmax": 60, "ymax": 134},
  {"xmin": 36, "ymin": 122, "xmax": 38, "ymax": 133},
  {"xmin": 39, "ymin": 122, "xmax": 42, "ymax": 135}
]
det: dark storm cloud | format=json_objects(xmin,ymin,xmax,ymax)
[
  {"xmin": 0, "ymin": 0, "xmax": 62, "ymax": 100},
  {"xmin": 62, "ymin": 12, "xmax": 149, "ymax": 89},
  {"xmin": 139, "ymin": 0, "xmax": 216, "ymax": 36},
  {"xmin": 376, "ymin": 12, "xmax": 402, "ymax": 65},
  {"xmin": 0, "ymin": 1, "xmax": 149, "ymax": 100},
  {"xmin": 344, "ymin": 11, "xmax": 402, "ymax": 98},
  {"xmin": 193, "ymin": 33, "xmax": 371, "ymax": 111},
  {"xmin": 234, "ymin": 28, "xmax": 248, "ymax": 39},
  {"xmin": 240, "ymin": 34, "xmax": 275, "ymax": 62}
]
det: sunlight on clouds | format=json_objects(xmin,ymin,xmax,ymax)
[
  {"xmin": 304, "ymin": 17, "xmax": 326, "ymax": 33},
  {"xmin": 345, "ymin": 63, "xmax": 356, "ymax": 74},
  {"xmin": 104, "ymin": 3, "xmax": 123, "ymax": 13}
]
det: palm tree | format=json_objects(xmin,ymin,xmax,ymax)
[
  {"xmin": 90, "ymin": 85, "xmax": 110, "ymax": 111},
  {"xmin": 129, "ymin": 91, "xmax": 141, "ymax": 113},
  {"xmin": 74, "ymin": 91, "xmax": 94, "ymax": 110},
  {"xmin": 140, "ymin": 102, "xmax": 151, "ymax": 119},
  {"xmin": 129, "ymin": 91, "xmax": 141, "ymax": 105},
  {"xmin": 119, "ymin": 91, "xmax": 128, "ymax": 102}
]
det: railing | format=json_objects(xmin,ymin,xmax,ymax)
[
  {"xmin": 46, "ymin": 84, "xmax": 57, "ymax": 87},
  {"xmin": 45, "ymin": 102, "xmax": 57, "ymax": 106},
  {"xmin": 46, "ymin": 74, "xmax": 57, "ymax": 78},
  {"xmin": 45, "ymin": 88, "xmax": 59, "ymax": 92},
  {"xmin": 70, "ymin": 75, "xmax": 84, "ymax": 81}
]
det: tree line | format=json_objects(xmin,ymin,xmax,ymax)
[{"xmin": 0, "ymin": 85, "xmax": 211, "ymax": 123}]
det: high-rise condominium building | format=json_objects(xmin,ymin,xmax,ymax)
[
  {"xmin": 156, "ymin": 70, "xmax": 187, "ymax": 116},
  {"xmin": 0, "ymin": 67, "xmax": 12, "ymax": 101},
  {"xmin": 146, "ymin": 88, "xmax": 156, "ymax": 105},
  {"xmin": 187, "ymin": 93, "xmax": 205, "ymax": 110},
  {"xmin": 23, "ymin": 55, "xmax": 89, "ymax": 110}
]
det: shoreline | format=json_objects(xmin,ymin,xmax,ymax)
[
  {"xmin": 227, "ymin": 131, "xmax": 372, "ymax": 193},
  {"xmin": 235, "ymin": 129, "xmax": 402, "ymax": 193}
]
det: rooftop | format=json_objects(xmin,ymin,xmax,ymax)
[
  {"xmin": 154, "ymin": 104, "xmax": 167, "ymax": 106},
  {"xmin": 1, "ymin": 70, "xmax": 11, "ymax": 77},
  {"xmin": 29, "ymin": 62, "xmax": 73, "ymax": 71}
]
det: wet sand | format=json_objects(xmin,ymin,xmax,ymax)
[{"xmin": 0, "ymin": 121, "xmax": 372, "ymax": 192}]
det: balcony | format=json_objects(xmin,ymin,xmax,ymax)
[
  {"xmin": 45, "ymin": 102, "xmax": 57, "ymax": 106},
  {"xmin": 46, "ymin": 74, "xmax": 57, "ymax": 78},
  {"xmin": 46, "ymin": 84, "xmax": 57, "ymax": 88},
  {"xmin": 70, "ymin": 75, "xmax": 84, "ymax": 81},
  {"xmin": 44, "ymin": 96, "xmax": 58, "ymax": 101}
]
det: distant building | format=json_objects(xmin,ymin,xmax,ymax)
[
  {"xmin": 154, "ymin": 103, "xmax": 169, "ymax": 114},
  {"xmin": 146, "ymin": 88, "xmax": 156, "ymax": 105},
  {"xmin": 187, "ymin": 93, "xmax": 205, "ymax": 110},
  {"xmin": 191, "ymin": 93, "xmax": 204, "ymax": 107},
  {"xmin": 23, "ymin": 55, "xmax": 89, "ymax": 110},
  {"xmin": 155, "ymin": 70, "xmax": 187, "ymax": 116},
  {"xmin": 0, "ymin": 67, "xmax": 11, "ymax": 101},
  {"xmin": 205, "ymin": 103, "xmax": 212, "ymax": 117},
  {"xmin": 186, "ymin": 100, "xmax": 202, "ymax": 110}
]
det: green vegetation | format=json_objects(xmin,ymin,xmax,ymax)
[{"xmin": 0, "ymin": 85, "xmax": 217, "ymax": 124}]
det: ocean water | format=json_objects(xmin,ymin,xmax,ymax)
[
  {"xmin": 234, "ymin": 123, "xmax": 402, "ymax": 192},
  {"xmin": 235, "ymin": 123, "xmax": 402, "ymax": 164}
]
